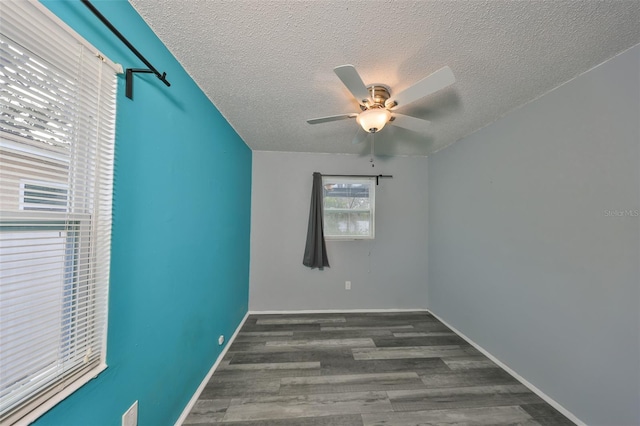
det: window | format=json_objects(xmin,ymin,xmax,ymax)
[
  {"xmin": 19, "ymin": 181, "xmax": 68, "ymax": 212},
  {"xmin": 322, "ymin": 176, "xmax": 375, "ymax": 239},
  {"xmin": 0, "ymin": 1, "xmax": 118, "ymax": 424}
]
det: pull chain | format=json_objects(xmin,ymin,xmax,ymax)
[{"xmin": 370, "ymin": 132, "xmax": 375, "ymax": 167}]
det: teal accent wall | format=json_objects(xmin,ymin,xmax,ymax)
[{"xmin": 36, "ymin": 1, "xmax": 252, "ymax": 425}]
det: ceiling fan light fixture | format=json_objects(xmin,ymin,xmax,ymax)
[{"xmin": 357, "ymin": 108, "xmax": 391, "ymax": 133}]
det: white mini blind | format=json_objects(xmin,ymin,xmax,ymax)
[{"xmin": 0, "ymin": 1, "xmax": 117, "ymax": 424}]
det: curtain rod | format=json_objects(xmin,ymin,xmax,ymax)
[
  {"xmin": 81, "ymin": 0, "xmax": 170, "ymax": 100},
  {"xmin": 321, "ymin": 174, "xmax": 393, "ymax": 185}
]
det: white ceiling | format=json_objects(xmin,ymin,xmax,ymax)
[{"xmin": 130, "ymin": 0, "xmax": 640, "ymax": 156}]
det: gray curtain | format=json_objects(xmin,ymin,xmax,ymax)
[{"xmin": 303, "ymin": 172, "xmax": 329, "ymax": 269}]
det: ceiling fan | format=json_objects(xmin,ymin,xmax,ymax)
[{"xmin": 307, "ymin": 65, "xmax": 455, "ymax": 144}]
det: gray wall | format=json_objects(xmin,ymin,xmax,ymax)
[
  {"xmin": 250, "ymin": 152, "xmax": 428, "ymax": 311},
  {"xmin": 427, "ymin": 44, "xmax": 639, "ymax": 426}
]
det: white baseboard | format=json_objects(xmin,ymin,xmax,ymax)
[
  {"xmin": 176, "ymin": 309, "xmax": 584, "ymax": 426},
  {"xmin": 174, "ymin": 311, "xmax": 249, "ymax": 426},
  {"xmin": 249, "ymin": 308, "xmax": 429, "ymax": 314},
  {"xmin": 427, "ymin": 309, "xmax": 586, "ymax": 426}
]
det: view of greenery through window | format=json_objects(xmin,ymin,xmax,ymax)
[{"xmin": 323, "ymin": 178, "xmax": 374, "ymax": 238}]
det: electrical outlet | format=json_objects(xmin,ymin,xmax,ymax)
[
  {"xmin": 218, "ymin": 335, "xmax": 225, "ymax": 345},
  {"xmin": 122, "ymin": 401, "xmax": 138, "ymax": 426},
  {"xmin": 345, "ymin": 281, "xmax": 351, "ymax": 290}
]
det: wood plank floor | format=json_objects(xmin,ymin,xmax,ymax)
[{"xmin": 183, "ymin": 312, "xmax": 574, "ymax": 425}]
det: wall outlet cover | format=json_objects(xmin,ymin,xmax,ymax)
[{"xmin": 122, "ymin": 400, "xmax": 138, "ymax": 426}]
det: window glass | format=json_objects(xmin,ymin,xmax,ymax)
[{"xmin": 323, "ymin": 177, "xmax": 375, "ymax": 239}]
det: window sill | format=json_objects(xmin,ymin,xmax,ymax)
[
  {"xmin": 326, "ymin": 237, "xmax": 375, "ymax": 241},
  {"xmin": 12, "ymin": 363, "xmax": 107, "ymax": 426}
]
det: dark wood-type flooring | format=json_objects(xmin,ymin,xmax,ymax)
[{"xmin": 183, "ymin": 311, "xmax": 574, "ymax": 425}]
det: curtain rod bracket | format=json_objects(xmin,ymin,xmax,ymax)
[
  {"xmin": 126, "ymin": 68, "xmax": 151, "ymax": 99},
  {"xmin": 81, "ymin": 0, "xmax": 171, "ymax": 101}
]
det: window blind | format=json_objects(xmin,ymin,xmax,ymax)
[{"xmin": 0, "ymin": 1, "xmax": 117, "ymax": 423}]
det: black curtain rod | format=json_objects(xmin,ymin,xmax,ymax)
[
  {"xmin": 81, "ymin": 0, "xmax": 170, "ymax": 99},
  {"xmin": 322, "ymin": 174, "xmax": 393, "ymax": 185}
]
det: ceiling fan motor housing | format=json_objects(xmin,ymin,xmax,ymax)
[{"xmin": 362, "ymin": 85, "xmax": 391, "ymax": 110}]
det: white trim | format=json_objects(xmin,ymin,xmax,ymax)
[
  {"xmin": 427, "ymin": 310, "xmax": 586, "ymax": 426},
  {"xmin": 322, "ymin": 175, "xmax": 376, "ymax": 240},
  {"xmin": 29, "ymin": 0, "xmax": 123, "ymax": 74},
  {"xmin": 249, "ymin": 308, "xmax": 429, "ymax": 315},
  {"xmin": 0, "ymin": 138, "xmax": 69, "ymax": 163},
  {"xmin": 174, "ymin": 312, "xmax": 250, "ymax": 426},
  {"xmin": 14, "ymin": 364, "xmax": 107, "ymax": 426}
]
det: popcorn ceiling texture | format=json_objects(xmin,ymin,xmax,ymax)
[{"xmin": 130, "ymin": 0, "xmax": 640, "ymax": 156}]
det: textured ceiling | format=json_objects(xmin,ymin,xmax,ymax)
[{"xmin": 130, "ymin": 0, "xmax": 640, "ymax": 156}]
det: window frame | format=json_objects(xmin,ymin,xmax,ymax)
[
  {"xmin": 322, "ymin": 176, "xmax": 376, "ymax": 240},
  {"xmin": 0, "ymin": 1, "xmax": 119, "ymax": 424}
]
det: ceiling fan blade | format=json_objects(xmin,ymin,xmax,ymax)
[
  {"xmin": 307, "ymin": 113, "xmax": 357, "ymax": 125},
  {"xmin": 334, "ymin": 65, "xmax": 370, "ymax": 105},
  {"xmin": 352, "ymin": 129, "xmax": 369, "ymax": 145},
  {"xmin": 389, "ymin": 114, "xmax": 431, "ymax": 133},
  {"xmin": 386, "ymin": 66, "xmax": 455, "ymax": 109}
]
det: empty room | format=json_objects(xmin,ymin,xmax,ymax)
[{"xmin": 0, "ymin": 1, "xmax": 638, "ymax": 426}]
